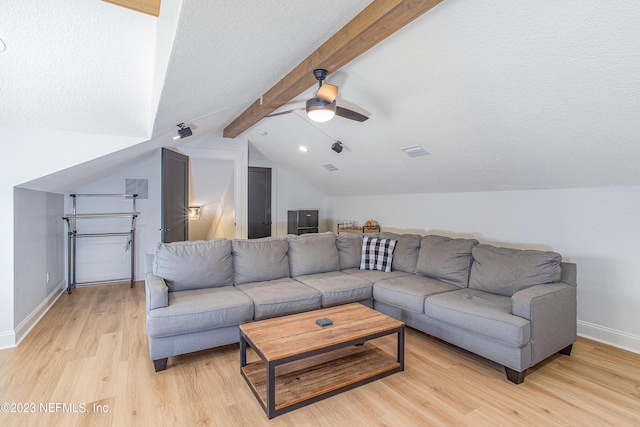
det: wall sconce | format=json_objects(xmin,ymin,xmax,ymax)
[{"xmin": 188, "ymin": 207, "xmax": 201, "ymax": 220}]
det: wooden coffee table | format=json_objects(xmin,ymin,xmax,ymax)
[{"xmin": 239, "ymin": 303, "xmax": 405, "ymax": 419}]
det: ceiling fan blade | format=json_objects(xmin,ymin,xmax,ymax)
[
  {"xmin": 265, "ymin": 108, "xmax": 304, "ymax": 118},
  {"xmin": 316, "ymin": 83, "xmax": 338, "ymax": 103},
  {"xmin": 335, "ymin": 106, "xmax": 369, "ymax": 122}
]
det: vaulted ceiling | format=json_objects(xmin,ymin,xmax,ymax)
[{"xmin": 3, "ymin": 0, "xmax": 640, "ymax": 196}]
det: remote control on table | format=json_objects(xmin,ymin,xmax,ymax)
[{"xmin": 316, "ymin": 317, "xmax": 333, "ymax": 327}]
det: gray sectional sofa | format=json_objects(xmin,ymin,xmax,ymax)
[{"xmin": 145, "ymin": 232, "xmax": 576, "ymax": 383}]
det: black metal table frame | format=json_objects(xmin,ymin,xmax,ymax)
[{"xmin": 240, "ymin": 325, "xmax": 405, "ymax": 419}]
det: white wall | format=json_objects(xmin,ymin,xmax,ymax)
[
  {"xmin": 206, "ymin": 174, "xmax": 235, "ymax": 240},
  {"xmin": 181, "ymin": 134, "xmax": 248, "ymax": 238},
  {"xmin": 0, "ymin": 124, "xmax": 147, "ymax": 348},
  {"xmin": 188, "ymin": 158, "xmax": 235, "ymax": 240},
  {"xmin": 248, "ymin": 154, "xmax": 329, "ymax": 237},
  {"xmin": 327, "ymin": 186, "xmax": 640, "ymax": 353},
  {"xmin": 66, "ymin": 151, "xmax": 162, "ymax": 283},
  {"xmin": 13, "ymin": 189, "xmax": 65, "ymax": 343},
  {"xmin": 274, "ymin": 168, "xmax": 329, "ymax": 236},
  {"xmin": 62, "ymin": 133, "xmax": 248, "ymax": 286}
]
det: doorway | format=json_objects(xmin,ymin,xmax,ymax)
[
  {"xmin": 161, "ymin": 148, "xmax": 189, "ymax": 243},
  {"xmin": 188, "ymin": 158, "xmax": 235, "ymax": 240},
  {"xmin": 248, "ymin": 167, "xmax": 272, "ymax": 239}
]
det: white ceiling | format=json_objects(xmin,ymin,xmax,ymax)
[
  {"xmin": 4, "ymin": 0, "xmax": 640, "ymax": 196},
  {"xmin": 1, "ymin": 0, "xmax": 156, "ymax": 137}
]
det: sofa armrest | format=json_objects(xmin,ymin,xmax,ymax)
[
  {"xmin": 512, "ymin": 282, "xmax": 577, "ymax": 365},
  {"xmin": 145, "ymin": 273, "xmax": 169, "ymax": 310}
]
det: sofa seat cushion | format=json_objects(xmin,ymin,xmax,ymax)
[
  {"xmin": 294, "ymin": 271, "xmax": 373, "ymax": 307},
  {"xmin": 373, "ymin": 275, "xmax": 460, "ymax": 313},
  {"xmin": 288, "ymin": 233, "xmax": 340, "ymax": 276},
  {"xmin": 153, "ymin": 239, "xmax": 233, "ymax": 292},
  {"xmin": 424, "ymin": 289, "xmax": 530, "ymax": 347},
  {"xmin": 236, "ymin": 278, "xmax": 321, "ymax": 320},
  {"xmin": 341, "ymin": 268, "xmax": 410, "ymax": 282},
  {"xmin": 469, "ymin": 244, "xmax": 562, "ymax": 296},
  {"xmin": 146, "ymin": 286, "xmax": 253, "ymax": 338}
]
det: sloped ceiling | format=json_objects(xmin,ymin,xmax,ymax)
[
  {"xmin": 0, "ymin": 0, "xmax": 156, "ymax": 137},
  {"xmin": 3, "ymin": 0, "xmax": 640, "ymax": 196}
]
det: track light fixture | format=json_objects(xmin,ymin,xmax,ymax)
[
  {"xmin": 331, "ymin": 141, "xmax": 343, "ymax": 153},
  {"xmin": 173, "ymin": 123, "xmax": 193, "ymax": 140}
]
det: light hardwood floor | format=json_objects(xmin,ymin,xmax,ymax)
[{"xmin": 0, "ymin": 283, "xmax": 638, "ymax": 426}]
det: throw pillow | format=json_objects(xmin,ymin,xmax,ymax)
[{"xmin": 360, "ymin": 236, "xmax": 397, "ymax": 272}]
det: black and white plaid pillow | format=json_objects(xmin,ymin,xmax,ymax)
[{"xmin": 360, "ymin": 236, "xmax": 397, "ymax": 272}]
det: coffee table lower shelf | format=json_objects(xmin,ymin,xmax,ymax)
[{"xmin": 241, "ymin": 343, "xmax": 401, "ymax": 418}]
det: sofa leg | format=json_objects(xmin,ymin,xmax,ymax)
[
  {"xmin": 505, "ymin": 367, "xmax": 526, "ymax": 384},
  {"xmin": 558, "ymin": 344, "xmax": 573, "ymax": 356},
  {"xmin": 153, "ymin": 358, "xmax": 168, "ymax": 372}
]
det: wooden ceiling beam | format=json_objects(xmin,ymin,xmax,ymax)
[
  {"xmin": 102, "ymin": 0, "xmax": 160, "ymax": 17},
  {"xmin": 223, "ymin": 0, "xmax": 443, "ymax": 139}
]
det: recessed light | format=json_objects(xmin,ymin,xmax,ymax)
[
  {"xmin": 0, "ymin": 38, "xmax": 6, "ymax": 53},
  {"xmin": 401, "ymin": 145, "xmax": 429, "ymax": 158},
  {"xmin": 298, "ymin": 146, "xmax": 308, "ymax": 153},
  {"xmin": 322, "ymin": 164, "xmax": 339, "ymax": 171},
  {"xmin": 257, "ymin": 129, "xmax": 268, "ymax": 136}
]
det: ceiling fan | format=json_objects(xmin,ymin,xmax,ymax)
[{"xmin": 266, "ymin": 69, "xmax": 369, "ymax": 123}]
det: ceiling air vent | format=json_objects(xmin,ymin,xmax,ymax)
[
  {"xmin": 401, "ymin": 145, "xmax": 429, "ymax": 158},
  {"xmin": 322, "ymin": 164, "xmax": 339, "ymax": 172}
]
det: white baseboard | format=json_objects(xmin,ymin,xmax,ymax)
[
  {"xmin": 578, "ymin": 320, "xmax": 640, "ymax": 354},
  {"xmin": 14, "ymin": 280, "xmax": 66, "ymax": 346},
  {"xmin": 0, "ymin": 329, "xmax": 16, "ymax": 349}
]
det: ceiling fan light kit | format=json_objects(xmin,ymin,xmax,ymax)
[
  {"xmin": 266, "ymin": 68, "xmax": 368, "ymax": 123},
  {"xmin": 306, "ymin": 97, "xmax": 336, "ymax": 122}
]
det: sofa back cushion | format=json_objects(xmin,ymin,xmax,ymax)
[
  {"xmin": 469, "ymin": 244, "xmax": 562, "ymax": 296},
  {"xmin": 153, "ymin": 239, "xmax": 233, "ymax": 292},
  {"xmin": 378, "ymin": 232, "xmax": 421, "ymax": 273},
  {"xmin": 232, "ymin": 238, "xmax": 290, "ymax": 284},
  {"xmin": 416, "ymin": 235, "xmax": 478, "ymax": 287},
  {"xmin": 336, "ymin": 233, "xmax": 364, "ymax": 269},
  {"xmin": 288, "ymin": 232, "xmax": 340, "ymax": 277}
]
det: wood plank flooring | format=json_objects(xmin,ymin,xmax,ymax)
[{"xmin": 0, "ymin": 283, "xmax": 638, "ymax": 426}]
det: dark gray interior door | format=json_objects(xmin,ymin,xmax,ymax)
[
  {"xmin": 248, "ymin": 167, "xmax": 271, "ymax": 239},
  {"xmin": 161, "ymin": 148, "xmax": 189, "ymax": 243}
]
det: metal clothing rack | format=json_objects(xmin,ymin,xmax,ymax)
[{"xmin": 62, "ymin": 194, "xmax": 138, "ymax": 294}]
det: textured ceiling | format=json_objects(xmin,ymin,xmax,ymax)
[
  {"xmin": 0, "ymin": 0, "xmax": 156, "ymax": 137},
  {"xmin": 246, "ymin": 0, "xmax": 640, "ymax": 196},
  {"xmin": 4, "ymin": 0, "xmax": 640, "ymax": 196},
  {"xmin": 151, "ymin": 0, "xmax": 374, "ymax": 137}
]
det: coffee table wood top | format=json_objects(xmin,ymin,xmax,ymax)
[{"xmin": 239, "ymin": 303, "xmax": 403, "ymax": 362}]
